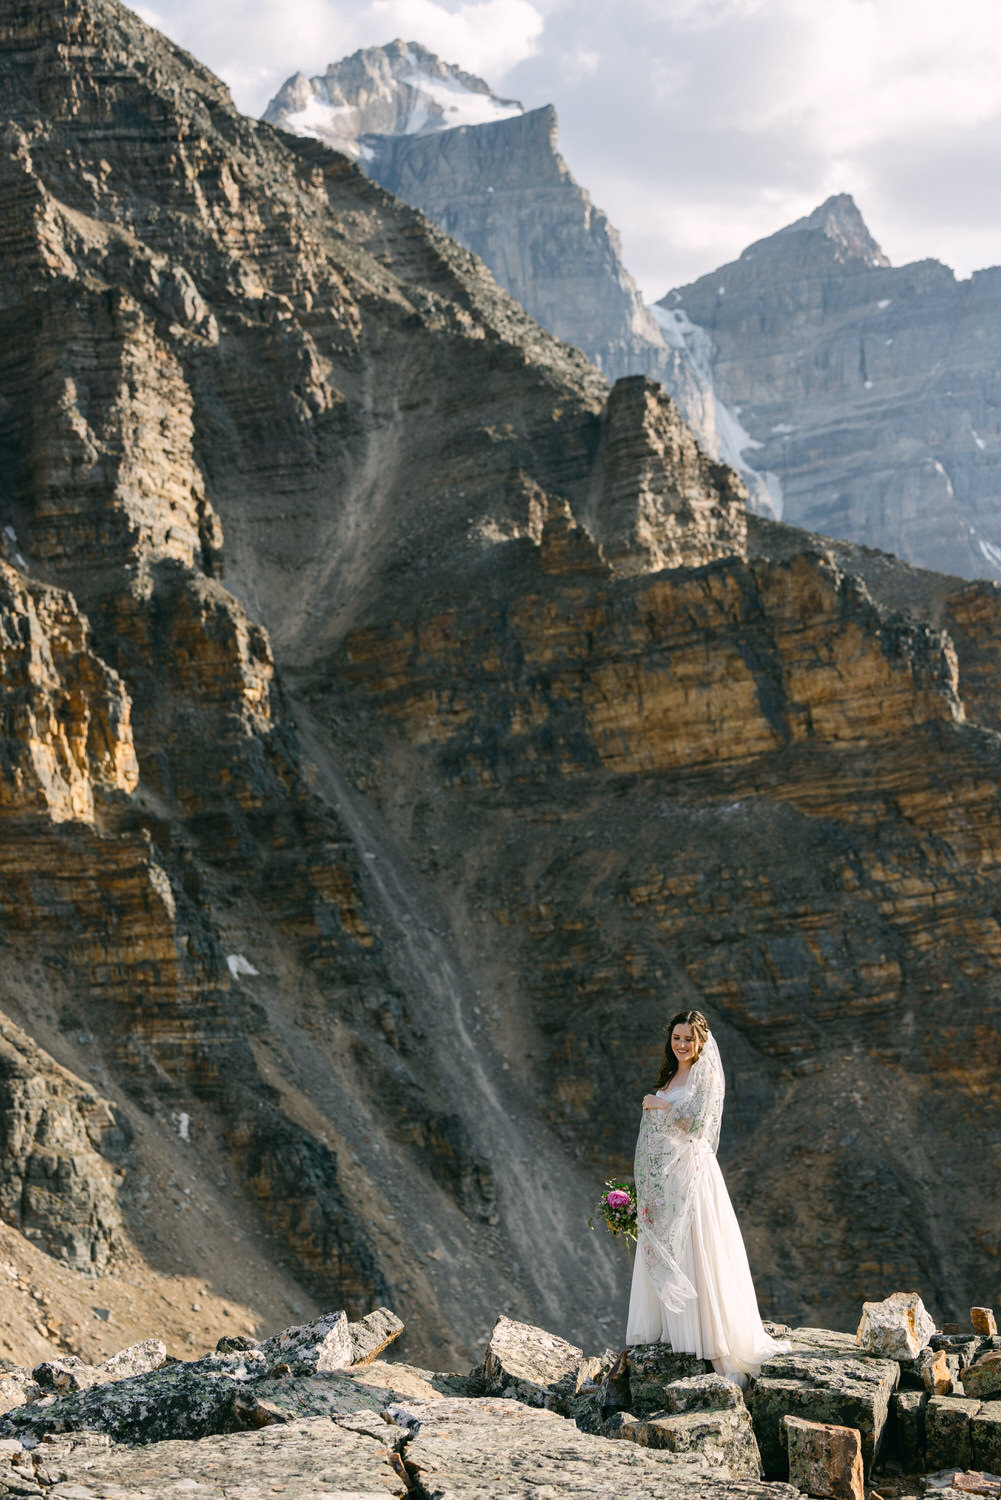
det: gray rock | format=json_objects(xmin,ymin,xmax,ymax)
[
  {"xmin": 965, "ymin": 1353, "xmax": 1001, "ymax": 1400},
  {"xmin": 0, "ymin": 1351, "xmax": 268, "ymax": 1445},
  {"xmin": 926, "ymin": 1395, "xmax": 982, "ymax": 1470},
  {"xmin": 972, "ymin": 1405, "xmax": 1001, "ymax": 1472},
  {"xmin": 31, "ymin": 1357, "xmax": 95, "ymax": 1395},
  {"xmin": 348, "ymin": 1306, "xmax": 404, "ymax": 1365},
  {"xmin": 747, "ymin": 1333, "xmax": 898, "ymax": 1476},
  {"xmin": 7, "ymin": 1416, "xmax": 405, "ymax": 1499},
  {"xmin": 0, "ymin": 1376, "xmax": 40, "ymax": 1418},
  {"xmin": 856, "ymin": 1291, "xmax": 935, "ymax": 1360},
  {"xmin": 384, "ymin": 1395, "xmax": 795, "ymax": 1499},
  {"xmin": 619, "ymin": 1404, "xmax": 762, "ymax": 1479},
  {"xmin": 626, "ymin": 1344, "xmax": 712, "ymax": 1419},
  {"xmin": 98, "ymin": 1340, "xmax": 168, "ymax": 1382},
  {"xmin": 892, "ymin": 1389, "xmax": 927, "ymax": 1472},
  {"xmin": 661, "ymin": 1373, "xmax": 743, "ymax": 1413},
  {"xmin": 480, "ymin": 1316, "xmax": 586, "ymax": 1407},
  {"xmin": 257, "ymin": 1311, "xmax": 352, "ymax": 1376}
]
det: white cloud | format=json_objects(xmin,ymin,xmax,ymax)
[{"xmin": 368, "ymin": 0, "xmax": 543, "ymax": 77}]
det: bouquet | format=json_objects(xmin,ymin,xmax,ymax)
[{"xmin": 589, "ymin": 1178, "xmax": 637, "ymax": 1241}]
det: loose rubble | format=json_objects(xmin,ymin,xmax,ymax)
[{"xmin": 0, "ymin": 1297, "xmax": 996, "ymax": 1496}]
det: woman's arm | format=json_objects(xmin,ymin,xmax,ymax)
[{"xmin": 642, "ymin": 1093, "xmax": 670, "ymax": 1110}]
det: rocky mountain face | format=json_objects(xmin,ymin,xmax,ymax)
[
  {"xmin": 262, "ymin": 45, "xmax": 772, "ymax": 511},
  {"xmin": 262, "ymin": 39, "xmax": 525, "ymax": 155},
  {"xmin": 662, "ymin": 194, "xmax": 1001, "ymax": 581},
  {"xmin": 2, "ymin": 0, "xmax": 1001, "ymax": 1374}
]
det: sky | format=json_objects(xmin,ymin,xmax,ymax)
[{"xmin": 134, "ymin": 0, "xmax": 1001, "ymax": 300}]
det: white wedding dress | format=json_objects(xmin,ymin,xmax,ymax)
[{"xmin": 625, "ymin": 1032, "xmax": 787, "ymax": 1383}]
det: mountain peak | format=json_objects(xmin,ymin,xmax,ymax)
[
  {"xmin": 262, "ymin": 40, "xmax": 523, "ymax": 156},
  {"xmin": 743, "ymin": 193, "xmax": 890, "ymax": 269}
]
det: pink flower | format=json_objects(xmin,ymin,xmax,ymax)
[{"xmin": 607, "ymin": 1189, "xmax": 631, "ymax": 1209}]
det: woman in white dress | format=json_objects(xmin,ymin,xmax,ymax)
[{"xmin": 626, "ymin": 1009, "xmax": 787, "ymax": 1384}]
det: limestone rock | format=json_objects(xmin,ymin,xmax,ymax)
[
  {"xmin": 480, "ymin": 1316, "xmax": 586, "ymax": 1407},
  {"xmin": 748, "ymin": 1333, "xmax": 898, "ymax": 1476},
  {"xmin": 0, "ymin": 1374, "xmax": 40, "ymax": 1417},
  {"xmin": 973, "ymin": 1407, "xmax": 1001, "ymax": 1472},
  {"xmin": 927, "ymin": 1395, "xmax": 982, "ymax": 1470},
  {"xmin": 965, "ymin": 1354, "xmax": 1001, "ymax": 1401},
  {"xmin": 98, "ymin": 1340, "xmax": 169, "ymax": 1383},
  {"xmin": 974, "ymin": 1311, "xmax": 1000, "ymax": 1338},
  {"xmin": 32, "ymin": 1355, "xmax": 96, "ymax": 1394},
  {"xmin": 257, "ymin": 1312, "xmax": 353, "ymax": 1376},
  {"xmin": 922, "ymin": 1349, "xmax": 956, "ymax": 1395},
  {"xmin": 857, "ymin": 1292, "xmax": 936, "ymax": 1360},
  {"xmin": 0, "ymin": 1350, "xmax": 269, "ymax": 1445},
  {"xmin": 348, "ymin": 1307, "xmax": 405, "ymax": 1366},
  {"xmin": 620, "ymin": 1402, "xmax": 762, "ymax": 1479},
  {"xmin": 661, "ymin": 1373, "xmax": 743, "ymax": 1413},
  {"xmin": 0, "ymin": 1015, "xmax": 131, "ymax": 1271},
  {"xmin": 384, "ymin": 1395, "xmax": 795, "ymax": 1499},
  {"xmin": 892, "ymin": 1389, "xmax": 927, "ymax": 1473},
  {"xmin": 626, "ymin": 1345, "xmax": 713, "ymax": 1419},
  {"xmin": 6, "ymin": 1416, "xmax": 407, "ymax": 1499},
  {"xmin": 784, "ymin": 1414, "xmax": 864, "ymax": 1500}
]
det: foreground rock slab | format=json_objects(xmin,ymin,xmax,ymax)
[
  {"xmin": 384, "ymin": 1396, "xmax": 797, "ymax": 1499},
  {"xmin": 0, "ymin": 1417, "xmax": 406, "ymax": 1499}
]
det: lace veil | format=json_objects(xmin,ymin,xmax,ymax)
[{"xmin": 633, "ymin": 1029, "xmax": 725, "ymax": 1312}]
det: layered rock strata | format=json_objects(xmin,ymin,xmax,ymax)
[
  {"xmin": 662, "ymin": 194, "xmax": 1001, "ymax": 580},
  {"xmin": 3, "ymin": 0, "xmax": 1001, "ymax": 1367}
]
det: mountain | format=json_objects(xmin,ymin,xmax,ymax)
[
  {"xmin": 2, "ymin": 0, "xmax": 1001, "ymax": 1370},
  {"xmin": 661, "ymin": 194, "xmax": 1001, "ymax": 580},
  {"xmin": 261, "ymin": 39, "xmax": 525, "ymax": 155},
  {"xmin": 263, "ymin": 44, "xmax": 778, "ymax": 515}
]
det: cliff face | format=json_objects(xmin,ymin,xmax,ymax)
[
  {"xmin": 662, "ymin": 195, "xmax": 1001, "ymax": 581},
  {"xmin": 1, "ymin": 0, "xmax": 1001, "ymax": 1368},
  {"xmin": 262, "ymin": 48, "xmax": 770, "ymax": 508}
]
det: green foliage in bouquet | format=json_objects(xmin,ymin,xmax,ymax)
[{"xmin": 589, "ymin": 1178, "xmax": 637, "ymax": 1241}]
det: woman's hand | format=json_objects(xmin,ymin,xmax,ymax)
[{"xmin": 642, "ymin": 1093, "xmax": 668, "ymax": 1110}]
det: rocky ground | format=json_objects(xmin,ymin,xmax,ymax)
[{"xmin": 0, "ymin": 1297, "xmax": 997, "ymax": 1498}]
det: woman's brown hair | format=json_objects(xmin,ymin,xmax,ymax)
[{"xmin": 653, "ymin": 1010, "xmax": 709, "ymax": 1090}]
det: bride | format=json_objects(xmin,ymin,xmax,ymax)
[{"xmin": 626, "ymin": 1009, "xmax": 787, "ymax": 1383}]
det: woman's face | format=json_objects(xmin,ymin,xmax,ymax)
[{"xmin": 671, "ymin": 1023, "xmax": 697, "ymax": 1065}]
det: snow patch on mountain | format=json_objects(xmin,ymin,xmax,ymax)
[{"xmin": 651, "ymin": 303, "xmax": 784, "ymax": 519}]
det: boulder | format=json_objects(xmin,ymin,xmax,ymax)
[
  {"xmin": 626, "ymin": 1343, "xmax": 712, "ymax": 1419},
  {"xmin": 619, "ymin": 1403, "xmax": 763, "ymax": 1479},
  {"xmin": 480, "ymin": 1316, "xmax": 587, "ymax": 1408},
  {"xmin": 347, "ymin": 1306, "xmax": 404, "ymax": 1365},
  {"xmin": 32, "ymin": 1355, "xmax": 97, "ymax": 1394},
  {"xmin": 0, "ymin": 1350, "xmax": 269, "ymax": 1445},
  {"xmin": 661, "ymin": 1373, "xmax": 743, "ymax": 1413},
  {"xmin": 965, "ymin": 1354, "xmax": 1001, "ymax": 1400},
  {"xmin": 972, "ymin": 1310, "xmax": 999, "ymax": 1337},
  {"xmin": 783, "ymin": 1415, "xmax": 864, "ymax": 1500},
  {"xmin": 747, "ymin": 1331, "xmax": 898, "ymax": 1476},
  {"xmin": 856, "ymin": 1291, "xmax": 936, "ymax": 1360},
  {"xmin": 7, "ymin": 1416, "xmax": 407, "ymax": 1498},
  {"xmin": 257, "ymin": 1311, "xmax": 353, "ymax": 1376},
  {"xmin": 384, "ymin": 1395, "xmax": 795, "ymax": 1498},
  {"xmin": 99, "ymin": 1340, "xmax": 169, "ymax": 1382},
  {"xmin": 972, "ymin": 1405, "xmax": 1001, "ymax": 1471},
  {"xmin": 922, "ymin": 1349, "xmax": 955, "ymax": 1395},
  {"xmin": 892, "ymin": 1388, "xmax": 927, "ymax": 1472},
  {"xmin": 0, "ymin": 1372, "xmax": 41, "ymax": 1416},
  {"xmin": 216, "ymin": 1334, "xmax": 260, "ymax": 1354},
  {"xmin": 926, "ymin": 1394, "xmax": 981, "ymax": 1470}
]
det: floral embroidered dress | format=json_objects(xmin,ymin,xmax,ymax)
[{"xmin": 625, "ymin": 1031, "xmax": 787, "ymax": 1383}]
